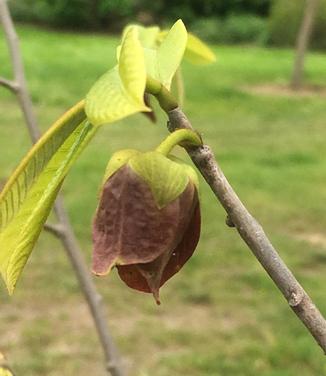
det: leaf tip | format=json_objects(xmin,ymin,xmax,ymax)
[
  {"xmin": 174, "ymin": 19, "xmax": 187, "ymax": 32},
  {"xmin": 5, "ymin": 278, "xmax": 15, "ymax": 296}
]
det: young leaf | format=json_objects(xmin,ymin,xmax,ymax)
[
  {"xmin": 122, "ymin": 24, "xmax": 160, "ymax": 48},
  {"xmin": 119, "ymin": 27, "xmax": 148, "ymax": 106},
  {"xmin": 0, "ymin": 352, "xmax": 13, "ymax": 376},
  {"xmin": 0, "ymin": 368, "xmax": 13, "ymax": 376},
  {"xmin": 143, "ymin": 48, "xmax": 159, "ymax": 83},
  {"xmin": 157, "ymin": 19, "xmax": 187, "ymax": 89},
  {"xmin": 157, "ymin": 30, "xmax": 216, "ymax": 65},
  {"xmin": 0, "ymin": 102, "xmax": 97, "ymax": 294},
  {"xmin": 184, "ymin": 33, "xmax": 216, "ymax": 65},
  {"xmin": 86, "ymin": 27, "xmax": 149, "ymax": 126}
]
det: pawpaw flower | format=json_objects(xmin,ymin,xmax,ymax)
[{"xmin": 92, "ymin": 133, "xmax": 201, "ymax": 304}]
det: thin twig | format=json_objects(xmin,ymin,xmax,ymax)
[
  {"xmin": 0, "ymin": 77, "xmax": 18, "ymax": 92},
  {"xmin": 168, "ymin": 107, "xmax": 326, "ymax": 354},
  {"xmin": 0, "ymin": 1, "xmax": 124, "ymax": 374},
  {"xmin": 44, "ymin": 222, "xmax": 65, "ymax": 237}
]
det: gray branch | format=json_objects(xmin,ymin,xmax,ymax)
[
  {"xmin": 0, "ymin": 0, "xmax": 124, "ymax": 374},
  {"xmin": 291, "ymin": 0, "xmax": 320, "ymax": 90},
  {"xmin": 168, "ymin": 107, "xmax": 326, "ymax": 353},
  {"xmin": 0, "ymin": 77, "xmax": 18, "ymax": 92}
]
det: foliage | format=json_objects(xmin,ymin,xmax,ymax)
[
  {"xmin": 269, "ymin": 0, "xmax": 326, "ymax": 50},
  {"xmin": 9, "ymin": 0, "xmax": 272, "ymax": 30},
  {"xmin": 0, "ymin": 20, "xmax": 215, "ymax": 294},
  {"xmin": 191, "ymin": 14, "xmax": 268, "ymax": 44},
  {"xmin": 9, "ymin": 0, "xmax": 134, "ymax": 29},
  {"xmin": 0, "ymin": 102, "xmax": 94, "ymax": 293}
]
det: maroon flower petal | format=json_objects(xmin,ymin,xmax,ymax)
[
  {"xmin": 161, "ymin": 196, "xmax": 200, "ymax": 284},
  {"xmin": 117, "ymin": 189, "xmax": 200, "ymax": 304},
  {"xmin": 92, "ymin": 165, "xmax": 183, "ymax": 275}
]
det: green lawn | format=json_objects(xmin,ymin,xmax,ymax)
[{"xmin": 1, "ymin": 25, "xmax": 326, "ymax": 376}]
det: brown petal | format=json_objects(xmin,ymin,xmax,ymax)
[
  {"xmin": 92, "ymin": 165, "xmax": 183, "ymax": 275},
  {"xmin": 161, "ymin": 195, "xmax": 200, "ymax": 284},
  {"xmin": 117, "ymin": 188, "xmax": 201, "ymax": 304}
]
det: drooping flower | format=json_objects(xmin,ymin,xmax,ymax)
[{"xmin": 92, "ymin": 148, "xmax": 200, "ymax": 304}]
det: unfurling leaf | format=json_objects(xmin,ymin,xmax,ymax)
[
  {"xmin": 157, "ymin": 29, "xmax": 216, "ymax": 66},
  {"xmin": 0, "ymin": 369, "xmax": 13, "ymax": 376},
  {"xmin": 157, "ymin": 19, "xmax": 188, "ymax": 89},
  {"xmin": 122, "ymin": 24, "xmax": 160, "ymax": 48},
  {"xmin": 0, "ymin": 352, "xmax": 14, "ymax": 376},
  {"xmin": 0, "ymin": 101, "xmax": 96, "ymax": 294},
  {"xmin": 85, "ymin": 27, "xmax": 150, "ymax": 126},
  {"xmin": 119, "ymin": 20, "xmax": 188, "ymax": 91},
  {"xmin": 92, "ymin": 149, "xmax": 200, "ymax": 304},
  {"xmin": 184, "ymin": 33, "xmax": 216, "ymax": 65}
]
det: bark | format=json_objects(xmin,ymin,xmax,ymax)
[
  {"xmin": 168, "ymin": 107, "xmax": 326, "ymax": 354},
  {"xmin": 290, "ymin": 0, "xmax": 320, "ymax": 90}
]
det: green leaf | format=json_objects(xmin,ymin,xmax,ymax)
[
  {"xmin": 0, "ymin": 102, "xmax": 96, "ymax": 294},
  {"xmin": 122, "ymin": 24, "xmax": 160, "ymax": 48},
  {"xmin": 0, "ymin": 353, "xmax": 13, "ymax": 376},
  {"xmin": 128, "ymin": 151, "xmax": 190, "ymax": 209},
  {"xmin": 157, "ymin": 19, "xmax": 188, "ymax": 89},
  {"xmin": 143, "ymin": 48, "xmax": 159, "ymax": 82},
  {"xmin": 0, "ymin": 368, "xmax": 13, "ymax": 376},
  {"xmin": 86, "ymin": 27, "xmax": 149, "ymax": 126},
  {"xmin": 184, "ymin": 33, "xmax": 216, "ymax": 65},
  {"xmin": 157, "ymin": 30, "xmax": 216, "ymax": 66}
]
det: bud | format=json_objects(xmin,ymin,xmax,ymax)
[{"xmin": 92, "ymin": 132, "xmax": 201, "ymax": 304}]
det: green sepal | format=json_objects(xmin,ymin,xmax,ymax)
[
  {"xmin": 168, "ymin": 155, "xmax": 199, "ymax": 189},
  {"xmin": 102, "ymin": 149, "xmax": 140, "ymax": 184},
  {"xmin": 128, "ymin": 151, "xmax": 192, "ymax": 209},
  {"xmin": 102, "ymin": 150, "xmax": 199, "ymax": 205}
]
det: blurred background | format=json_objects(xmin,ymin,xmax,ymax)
[
  {"xmin": 1, "ymin": 0, "xmax": 326, "ymax": 375},
  {"xmin": 6, "ymin": 0, "xmax": 326, "ymax": 49}
]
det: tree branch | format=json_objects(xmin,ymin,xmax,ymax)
[
  {"xmin": 44, "ymin": 222, "xmax": 65, "ymax": 237},
  {"xmin": 168, "ymin": 107, "xmax": 326, "ymax": 353},
  {"xmin": 0, "ymin": 77, "xmax": 18, "ymax": 92},
  {"xmin": 0, "ymin": 1, "xmax": 124, "ymax": 374},
  {"xmin": 290, "ymin": 0, "xmax": 320, "ymax": 90}
]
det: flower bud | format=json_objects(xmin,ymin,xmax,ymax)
[{"xmin": 92, "ymin": 149, "xmax": 200, "ymax": 304}]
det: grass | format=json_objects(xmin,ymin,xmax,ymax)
[{"xmin": 1, "ymin": 24, "xmax": 326, "ymax": 375}]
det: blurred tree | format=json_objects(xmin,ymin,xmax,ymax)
[
  {"xmin": 9, "ymin": 0, "xmax": 272, "ymax": 30},
  {"xmin": 291, "ymin": 0, "xmax": 320, "ymax": 89},
  {"xmin": 269, "ymin": 0, "xmax": 326, "ymax": 50}
]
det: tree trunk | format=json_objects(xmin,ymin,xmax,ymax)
[{"xmin": 290, "ymin": 0, "xmax": 319, "ymax": 90}]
